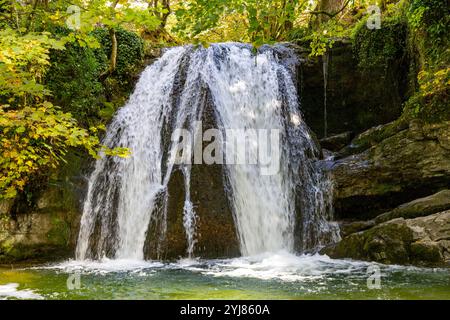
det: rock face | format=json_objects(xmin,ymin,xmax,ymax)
[
  {"xmin": 0, "ymin": 162, "xmax": 86, "ymax": 264},
  {"xmin": 337, "ymin": 190, "xmax": 450, "ymax": 237},
  {"xmin": 330, "ymin": 120, "xmax": 450, "ymax": 219},
  {"xmin": 320, "ymin": 131, "xmax": 354, "ymax": 152},
  {"xmin": 320, "ymin": 118, "xmax": 450, "ymax": 267},
  {"xmin": 0, "ymin": 206, "xmax": 79, "ymax": 263},
  {"xmin": 322, "ymin": 211, "xmax": 450, "ymax": 267},
  {"xmin": 144, "ymin": 90, "xmax": 240, "ymax": 260},
  {"xmin": 374, "ymin": 190, "xmax": 450, "ymax": 224},
  {"xmin": 297, "ymin": 41, "xmax": 409, "ymax": 138}
]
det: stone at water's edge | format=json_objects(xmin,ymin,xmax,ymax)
[
  {"xmin": 0, "ymin": 208, "xmax": 77, "ymax": 263},
  {"xmin": 0, "ymin": 153, "xmax": 86, "ymax": 264},
  {"xmin": 319, "ymin": 120, "xmax": 450, "ymax": 267},
  {"xmin": 0, "ymin": 188, "xmax": 82, "ymax": 263},
  {"xmin": 337, "ymin": 189, "xmax": 450, "ymax": 238},
  {"xmin": 322, "ymin": 211, "xmax": 450, "ymax": 267}
]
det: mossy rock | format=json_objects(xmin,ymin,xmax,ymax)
[
  {"xmin": 410, "ymin": 241, "xmax": 443, "ymax": 265},
  {"xmin": 322, "ymin": 220, "xmax": 414, "ymax": 265},
  {"xmin": 374, "ymin": 190, "xmax": 450, "ymax": 223},
  {"xmin": 322, "ymin": 211, "xmax": 450, "ymax": 267}
]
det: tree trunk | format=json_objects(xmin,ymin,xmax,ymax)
[
  {"xmin": 142, "ymin": 0, "xmax": 172, "ymax": 41},
  {"xmin": 100, "ymin": 0, "xmax": 119, "ymax": 80},
  {"xmin": 109, "ymin": 28, "xmax": 117, "ymax": 72}
]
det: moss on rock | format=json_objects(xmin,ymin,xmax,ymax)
[{"xmin": 322, "ymin": 211, "xmax": 450, "ymax": 267}]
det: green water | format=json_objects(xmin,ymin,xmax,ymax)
[{"xmin": 1, "ymin": 253, "xmax": 449, "ymax": 300}]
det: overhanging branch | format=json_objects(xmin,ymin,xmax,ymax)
[{"xmin": 309, "ymin": 0, "xmax": 352, "ymax": 18}]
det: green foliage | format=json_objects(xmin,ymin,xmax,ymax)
[
  {"xmin": 0, "ymin": 102, "xmax": 131, "ymax": 199},
  {"xmin": 402, "ymin": 0, "xmax": 449, "ymax": 122},
  {"xmin": 407, "ymin": 0, "xmax": 449, "ymax": 63},
  {"xmin": 0, "ymin": 29, "xmax": 65, "ymax": 101},
  {"xmin": 404, "ymin": 68, "xmax": 450, "ymax": 122},
  {"xmin": 173, "ymin": 0, "xmax": 311, "ymax": 47},
  {"xmin": 353, "ymin": 17, "xmax": 407, "ymax": 71},
  {"xmin": 0, "ymin": 28, "xmax": 130, "ymax": 200},
  {"xmin": 46, "ymin": 42, "xmax": 105, "ymax": 122},
  {"xmin": 45, "ymin": 27, "xmax": 144, "ymax": 126},
  {"xmin": 0, "ymin": 103, "xmax": 92, "ymax": 199},
  {"xmin": 301, "ymin": 20, "xmax": 350, "ymax": 57},
  {"xmin": 93, "ymin": 27, "xmax": 145, "ymax": 80}
]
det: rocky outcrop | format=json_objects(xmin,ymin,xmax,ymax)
[
  {"xmin": 0, "ymin": 154, "xmax": 86, "ymax": 264},
  {"xmin": 322, "ymin": 211, "xmax": 450, "ymax": 267},
  {"xmin": 374, "ymin": 190, "xmax": 450, "ymax": 224},
  {"xmin": 0, "ymin": 206, "xmax": 78, "ymax": 263},
  {"xmin": 144, "ymin": 91, "xmax": 240, "ymax": 260},
  {"xmin": 322, "ymin": 118, "xmax": 450, "ymax": 267},
  {"xmin": 0, "ymin": 188, "xmax": 82, "ymax": 264},
  {"xmin": 337, "ymin": 190, "xmax": 450, "ymax": 236},
  {"xmin": 330, "ymin": 120, "xmax": 450, "ymax": 219},
  {"xmin": 296, "ymin": 40, "xmax": 409, "ymax": 138}
]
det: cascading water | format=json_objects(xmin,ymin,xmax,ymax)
[{"xmin": 76, "ymin": 43, "xmax": 340, "ymax": 261}]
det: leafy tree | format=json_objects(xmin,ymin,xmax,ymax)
[
  {"xmin": 173, "ymin": 0, "xmax": 313, "ymax": 46},
  {"xmin": 0, "ymin": 0, "xmax": 158, "ymax": 199}
]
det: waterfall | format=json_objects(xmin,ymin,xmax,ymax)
[{"xmin": 76, "ymin": 43, "xmax": 339, "ymax": 261}]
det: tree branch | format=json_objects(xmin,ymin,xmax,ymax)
[
  {"xmin": 309, "ymin": 0, "xmax": 352, "ymax": 18},
  {"xmin": 99, "ymin": 0, "xmax": 120, "ymax": 81}
]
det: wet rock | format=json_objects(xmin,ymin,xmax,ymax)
[
  {"xmin": 322, "ymin": 211, "xmax": 450, "ymax": 267},
  {"xmin": 320, "ymin": 131, "xmax": 353, "ymax": 152},
  {"xmin": 339, "ymin": 220, "xmax": 376, "ymax": 238},
  {"xmin": 144, "ymin": 89, "xmax": 240, "ymax": 260}
]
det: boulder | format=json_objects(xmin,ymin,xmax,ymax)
[
  {"xmin": 339, "ymin": 220, "xmax": 376, "ymax": 238},
  {"xmin": 336, "ymin": 189, "xmax": 450, "ymax": 237},
  {"xmin": 322, "ymin": 210, "xmax": 450, "ymax": 267}
]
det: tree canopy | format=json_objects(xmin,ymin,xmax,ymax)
[{"xmin": 0, "ymin": 0, "xmax": 448, "ymax": 199}]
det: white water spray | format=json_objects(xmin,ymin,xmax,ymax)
[{"xmin": 76, "ymin": 43, "xmax": 339, "ymax": 261}]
